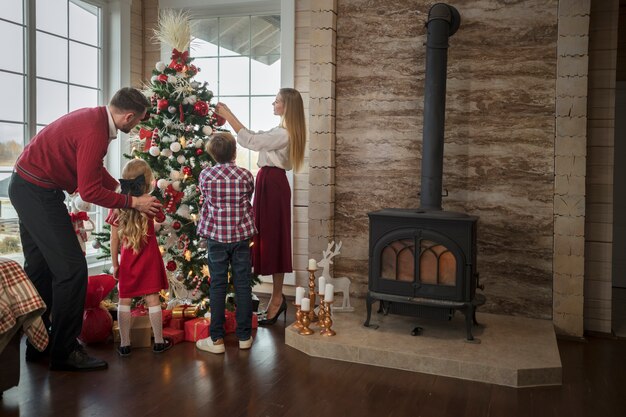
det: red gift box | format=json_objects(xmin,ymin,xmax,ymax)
[
  {"xmin": 224, "ymin": 311, "xmax": 259, "ymax": 334},
  {"xmin": 163, "ymin": 327, "xmax": 185, "ymax": 345},
  {"xmin": 168, "ymin": 318, "xmax": 185, "ymax": 330},
  {"xmin": 162, "ymin": 309, "xmax": 173, "ymax": 327},
  {"xmin": 184, "ymin": 318, "xmax": 210, "ymax": 342},
  {"xmin": 131, "ymin": 306, "xmax": 148, "ymax": 317}
]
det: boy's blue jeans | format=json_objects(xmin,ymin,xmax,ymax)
[{"xmin": 206, "ymin": 238, "xmax": 253, "ymax": 342}]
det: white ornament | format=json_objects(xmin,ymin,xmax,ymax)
[
  {"xmin": 202, "ymin": 126, "xmax": 213, "ymax": 136},
  {"xmin": 190, "ymin": 157, "xmax": 196, "ymax": 168},
  {"xmin": 188, "ymin": 95, "xmax": 197, "ymax": 104},
  {"xmin": 170, "ymin": 170, "xmax": 181, "ymax": 181},
  {"xmin": 190, "ymin": 81, "xmax": 200, "ymax": 89},
  {"xmin": 155, "ymin": 61, "xmax": 166, "ymax": 72},
  {"xmin": 176, "ymin": 155, "xmax": 186, "ymax": 164},
  {"xmin": 168, "ymin": 106, "xmax": 177, "ymax": 114},
  {"xmin": 177, "ymin": 204, "xmax": 191, "ymax": 218},
  {"xmin": 157, "ymin": 179, "xmax": 170, "ymax": 190},
  {"xmin": 151, "ymin": 75, "xmax": 158, "ymax": 83},
  {"xmin": 182, "ymin": 97, "xmax": 191, "ymax": 105},
  {"xmin": 170, "ymin": 142, "xmax": 181, "ymax": 153},
  {"xmin": 160, "ymin": 149, "xmax": 172, "ymax": 158},
  {"xmin": 149, "ymin": 146, "xmax": 161, "ymax": 157},
  {"xmin": 195, "ymin": 139, "xmax": 204, "ymax": 148},
  {"xmin": 167, "ymin": 75, "xmax": 177, "ymax": 84},
  {"xmin": 172, "ymin": 181, "xmax": 182, "ymax": 191}
]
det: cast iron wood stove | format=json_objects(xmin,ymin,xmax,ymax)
[{"xmin": 364, "ymin": 3, "xmax": 485, "ymax": 341}]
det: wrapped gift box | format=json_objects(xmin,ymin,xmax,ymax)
[
  {"xmin": 162, "ymin": 309, "xmax": 173, "ymax": 327},
  {"xmin": 112, "ymin": 315, "xmax": 152, "ymax": 347},
  {"xmin": 163, "ymin": 327, "xmax": 185, "ymax": 345},
  {"xmin": 224, "ymin": 311, "xmax": 259, "ymax": 334},
  {"xmin": 184, "ymin": 318, "xmax": 210, "ymax": 342},
  {"xmin": 172, "ymin": 304, "xmax": 198, "ymax": 319},
  {"xmin": 168, "ymin": 318, "xmax": 185, "ymax": 330}
]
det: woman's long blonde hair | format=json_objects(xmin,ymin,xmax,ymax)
[
  {"xmin": 278, "ymin": 88, "xmax": 306, "ymax": 172},
  {"xmin": 117, "ymin": 159, "xmax": 154, "ymax": 253}
]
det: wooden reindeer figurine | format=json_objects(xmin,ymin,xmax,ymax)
[{"xmin": 317, "ymin": 241, "xmax": 354, "ymax": 312}]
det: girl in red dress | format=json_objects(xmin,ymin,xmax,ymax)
[{"xmin": 108, "ymin": 159, "xmax": 171, "ymax": 356}]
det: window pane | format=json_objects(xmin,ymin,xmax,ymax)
[
  {"xmin": 250, "ymin": 96, "xmax": 277, "ymax": 132},
  {"xmin": 37, "ymin": 32, "xmax": 68, "ymax": 81},
  {"xmin": 219, "ymin": 57, "xmax": 249, "ymax": 96},
  {"xmin": 191, "ymin": 19, "xmax": 218, "ymax": 57},
  {"xmin": 69, "ymin": 85, "xmax": 97, "ymax": 112},
  {"xmin": 69, "ymin": 1, "xmax": 98, "ymax": 46},
  {"xmin": 37, "ymin": 79, "xmax": 68, "ymax": 125},
  {"xmin": 0, "ymin": 122, "xmax": 24, "ymax": 169},
  {"xmin": 0, "ymin": 21, "xmax": 24, "ymax": 73},
  {"xmin": 192, "ymin": 58, "xmax": 218, "ymax": 94},
  {"xmin": 70, "ymin": 41, "xmax": 98, "ymax": 87},
  {"xmin": 219, "ymin": 16, "xmax": 249, "ymax": 57},
  {"xmin": 36, "ymin": 0, "xmax": 68, "ymax": 37},
  {"xmin": 0, "ymin": 0, "xmax": 23, "ymax": 23},
  {"xmin": 251, "ymin": 56, "xmax": 280, "ymax": 95},
  {"xmin": 250, "ymin": 15, "xmax": 280, "ymax": 56},
  {"xmin": 0, "ymin": 72, "xmax": 24, "ymax": 122}
]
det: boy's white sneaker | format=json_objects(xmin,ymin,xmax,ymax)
[
  {"xmin": 239, "ymin": 337, "xmax": 253, "ymax": 350},
  {"xmin": 196, "ymin": 337, "xmax": 225, "ymax": 354}
]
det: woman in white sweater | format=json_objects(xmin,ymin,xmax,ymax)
[{"xmin": 216, "ymin": 88, "xmax": 306, "ymax": 325}]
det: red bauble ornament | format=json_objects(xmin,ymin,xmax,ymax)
[
  {"xmin": 166, "ymin": 260, "xmax": 177, "ymax": 271},
  {"xmin": 173, "ymin": 63, "xmax": 184, "ymax": 72},
  {"xmin": 157, "ymin": 99, "xmax": 169, "ymax": 111},
  {"xmin": 196, "ymin": 148, "xmax": 203, "ymax": 156},
  {"xmin": 182, "ymin": 166, "xmax": 192, "ymax": 176},
  {"xmin": 193, "ymin": 101, "xmax": 209, "ymax": 116},
  {"xmin": 214, "ymin": 114, "xmax": 226, "ymax": 126},
  {"xmin": 172, "ymin": 221, "xmax": 182, "ymax": 230},
  {"xmin": 157, "ymin": 74, "xmax": 168, "ymax": 83}
]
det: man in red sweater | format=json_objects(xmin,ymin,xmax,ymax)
[{"xmin": 8, "ymin": 87, "xmax": 161, "ymax": 372}]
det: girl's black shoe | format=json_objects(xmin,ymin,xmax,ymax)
[
  {"xmin": 117, "ymin": 345, "xmax": 131, "ymax": 356},
  {"xmin": 258, "ymin": 295, "xmax": 287, "ymax": 326},
  {"xmin": 153, "ymin": 338, "xmax": 173, "ymax": 353}
]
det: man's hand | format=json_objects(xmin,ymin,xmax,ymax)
[{"xmin": 132, "ymin": 194, "xmax": 162, "ymax": 216}]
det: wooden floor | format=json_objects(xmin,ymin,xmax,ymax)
[{"xmin": 2, "ymin": 313, "xmax": 626, "ymax": 417}]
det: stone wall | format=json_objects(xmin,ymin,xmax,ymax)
[{"xmin": 334, "ymin": 0, "xmax": 559, "ymax": 319}]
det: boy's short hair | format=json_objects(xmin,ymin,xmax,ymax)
[
  {"xmin": 206, "ymin": 132, "xmax": 237, "ymax": 164},
  {"xmin": 109, "ymin": 87, "xmax": 150, "ymax": 114}
]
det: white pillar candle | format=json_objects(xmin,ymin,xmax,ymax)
[
  {"xmin": 308, "ymin": 258, "xmax": 317, "ymax": 270},
  {"xmin": 324, "ymin": 284, "xmax": 334, "ymax": 302},
  {"xmin": 295, "ymin": 286, "xmax": 305, "ymax": 305},
  {"xmin": 301, "ymin": 298, "xmax": 310, "ymax": 312},
  {"xmin": 318, "ymin": 276, "xmax": 326, "ymax": 294}
]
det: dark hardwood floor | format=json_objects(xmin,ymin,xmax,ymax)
[{"xmin": 2, "ymin": 309, "xmax": 626, "ymax": 417}]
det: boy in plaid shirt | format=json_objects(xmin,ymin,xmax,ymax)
[{"xmin": 196, "ymin": 132, "xmax": 257, "ymax": 354}]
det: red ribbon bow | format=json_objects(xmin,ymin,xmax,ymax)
[
  {"xmin": 139, "ymin": 128, "xmax": 153, "ymax": 140},
  {"xmin": 171, "ymin": 49, "xmax": 189, "ymax": 63},
  {"xmin": 70, "ymin": 211, "xmax": 89, "ymax": 222}
]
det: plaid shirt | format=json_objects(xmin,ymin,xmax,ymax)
[
  {"xmin": 197, "ymin": 162, "xmax": 256, "ymax": 243},
  {"xmin": 0, "ymin": 258, "xmax": 49, "ymax": 352}
]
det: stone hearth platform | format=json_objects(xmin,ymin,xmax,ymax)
[{"xmin": 285, "ymin": 303, "xmax": 562, "ymax": 388}]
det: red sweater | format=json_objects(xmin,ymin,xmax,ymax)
[{"xmin": 15, "ymin": 107, "xmax": 130, "ymax": 208}]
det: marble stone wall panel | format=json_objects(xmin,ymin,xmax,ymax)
[{"xmin": 335, "ymin": 0, "xmax": 558, "ymax": 319}]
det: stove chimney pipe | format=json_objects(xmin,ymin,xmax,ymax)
[{"xmin": 419, "ymin": 3, "xmax": 460, "ymax": 211}]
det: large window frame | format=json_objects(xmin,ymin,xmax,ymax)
[{"xmin": 0, "ymin": 0, "xmax": 131, "ymax": 268}]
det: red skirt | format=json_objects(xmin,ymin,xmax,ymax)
[{"xmin": 252, "ymin": 166, "xmax": 292, "ymax": 275}]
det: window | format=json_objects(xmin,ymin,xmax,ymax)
[
  {"xmin": 0, "ymin": 0, "xmax": 103, "ymax": 259},
  {"xmin": 190, "ymin": 14, "xmax": 281, "ymax": 175}
]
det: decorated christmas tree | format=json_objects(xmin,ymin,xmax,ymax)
[{"xmin": 93, "ymin": 10, "xmax": 259, "ymax": 315}]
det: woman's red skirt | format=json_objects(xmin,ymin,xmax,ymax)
[{"xmin": 252, "ymin": 166, "xmax": 292, "ymax": 275}]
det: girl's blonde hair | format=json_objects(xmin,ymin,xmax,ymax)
[
  {"xmin": 117, "ymin": 159, "xmax": 154, "ymax": 253},
  {"xmin": 278, "ymin": 88, "xmax": 306, "ymax": 172}
]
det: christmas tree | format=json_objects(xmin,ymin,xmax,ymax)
[{"xmin": 94, "ymin": 10, "xmax": 259, "ymax": 315}]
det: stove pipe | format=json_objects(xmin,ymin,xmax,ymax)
[{"xmin": 419, "ymin": 3, "xmax": 460, "ymax": 211}]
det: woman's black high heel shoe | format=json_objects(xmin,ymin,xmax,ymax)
[{"xmin": 258, "ymin": 295, "xmax": 287, "ymax": 326}]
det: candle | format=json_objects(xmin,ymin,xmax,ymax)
[
  {"xmin": 324, "ymin": 284, "xmax": 334, "ymax": 302},
  {"xmin": 318, "ymin": 276, "xmax": 326, "ymax": 294},
  {"xmin": 308, "ymin": 258, "xmax": 317, "ymax": 270},
  {"xmin": 301, "ymin": 298, "xmax": 310, "ymax": 311},
  {"xmin": 295, "ymin": 286, "xmax": 305, "ymax": 305}
]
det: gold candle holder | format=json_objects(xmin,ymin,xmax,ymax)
[
  {"xmin": 293, "ymin": 303, "xmax": 303, "ymax": 329},
  {"xmin": 299, "ymin": 309, "xmax": 314, "ymax": 335},
  {"xmin": 322, "ymin": 300, "xmax": 336, "ymax": 336},
  {"xmin": 307, "ymin": 268, "xmax": 319, "ymax": 322},
  {"xmin": 316, "ymin": 293, "xmax": 326, "ymax": 328}
]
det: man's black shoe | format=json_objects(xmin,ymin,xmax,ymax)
[
  {"xmin": 49, "ymin": 348, "xmax": 108, "ymax": 372},
  {"xmin": 25, "ymin": 340, "xmax": 50, "ymax": 363}
]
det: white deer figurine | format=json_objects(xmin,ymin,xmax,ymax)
[{"xmin": 317, "ymin": 241, "xmax": 354, "ymax": 312}]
